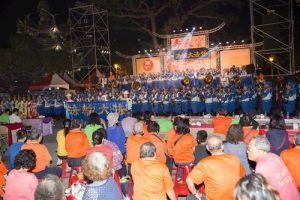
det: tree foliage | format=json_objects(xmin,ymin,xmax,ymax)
[{"xmin": 91, "ymin": 0, "xmax": 243, "ymax": 48}]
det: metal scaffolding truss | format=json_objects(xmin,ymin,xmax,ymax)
[
  {"xmin": 250, "ymin": 0, "xmax": 294, "ymax": 76},
  {"xmin": 69, "ymin": 3, "xmax": 112, "ymax": 83}
]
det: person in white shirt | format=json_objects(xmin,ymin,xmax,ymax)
[{"xmin": 9, "ymin": 108, "xmax": 22, "ymax": 123}]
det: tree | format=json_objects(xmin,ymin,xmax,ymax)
[{"xmin": 92, "ymin": 0, "xmax": 243, "ymax": 49}]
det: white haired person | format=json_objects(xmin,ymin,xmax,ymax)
[
  {"xmin": 82, "ymin": 152, "xmax": 122, "ymax": 200},
  {"xmin": 34, "ymin": 175, "xmax": 64, "ymax": 200},
  {"xmin": 247, "ymin": 135, "xmax": 300, "ymax": 200}
]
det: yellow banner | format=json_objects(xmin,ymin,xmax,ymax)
[{"xmin": 171, "ymin": 35, "xmax": 206, "ymax": 50}]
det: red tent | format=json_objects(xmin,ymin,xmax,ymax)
[{"xmin": 29, "ymin": 73, "xmax": 70, "ymax": 91}]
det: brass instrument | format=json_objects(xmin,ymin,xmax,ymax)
[
  {"xmin": 95, "ymin": 82, "xmax": 102, "ymax": 90},
  {"xmin": 108, "ymin": 80, "xmax": 119, "ymax": 88},
  {"xmin": 204, "ymin": 74, "xmax": 213, "ymax": 85},
  {"xmin": 257, "ymin": 82, "xmax": 265, "ymax": 94},
  {"xmin": 132, "ymin": 81, "xmax": 141, "ymax": 90},
  {"xmin": 217, "ymin": 90, "xmax": 224, "ymax": 100},
  {"xmin": 230, "ymin": 75, "xmax": 240, "ymax": 85},
  {"xmin": 181, "ymin": 76, "xmax": 191, "ymax": 86},
  {"xmin": 185, "ymin": 92, "xmax": 191, "ymax": 100}
]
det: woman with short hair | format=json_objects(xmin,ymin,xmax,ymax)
[
  {"xmin": 224, "ymin": 124, "xmax": 251, "ymax": 174},
  {"xmin": 4, "ymin": 149, "xmax": 38, "ymax": 200},
  {"xmin": 82, "ymin": 152, "xmax": 122, "ymax": 200}
]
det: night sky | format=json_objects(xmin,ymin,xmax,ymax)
[{"xmin": 0, "ymin": 0, "xmax": 299, "ymax": 66}]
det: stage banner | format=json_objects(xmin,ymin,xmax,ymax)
[
  {"xmin": 164, "ymin": 50, "xmax": 217, "ymax": 72},
  {"xmin": 171, "ymin": 35, "xmax": 206, "ymax": 50},
  {"xmin": 135, "ymin": 56, "xmax": 161, "ymax": 74},
  {"xmin": 66, "ymin": 101, "xmax": 127, "ymax": 122},
  {"xmin": 172, "ymin": 48, "xmax": 209, "ymax": 60}
]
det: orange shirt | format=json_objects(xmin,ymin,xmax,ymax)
[
  {"xmin": 173, "ymin": 134, "xmax": 197, "ymax": 163},
  {"xmin": 65, "ymin": 129, "xmax": 90, "ymax": 158},
  {"xmin": 213, "ymin": 115, "xmax": 232, "ymax": 135},
  {"xmin": 166, "ymin": 130, "xmax": 180, "ymax": 157},
  {"xmin": 131, "ymin": 159, "xmax": 174, "ymax": 200},
  {"xmin": 126, "ymin": 135, "xmax": 150, "ymax": 164},
  {"xmin": 280, "ymin": 148, "xmax": 300, "ymax": 188},
  {"xmin": 22, "ymin": 142, "xmax": 52, "ymax": 173},
  {"xmin": 0, "ymin": 161, "xmax": 7, "ymax": 196},
  {"xmin": 242, "ymin": 126, "xmax": 258, "ymax": 143},
  {"xmin": 146, "ymin": 133, "xmax": 167, "ymax": 163},
  {"xmin": 188, "ymin": 154, "xmax": 246, "ymax": 200}
]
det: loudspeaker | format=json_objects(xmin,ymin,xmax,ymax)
[{"xmin": 246, "ymin": 64, "xmax": 255, "ymax": 74}]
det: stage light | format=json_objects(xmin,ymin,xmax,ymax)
[
  {"xmin": 226, "ymin": 41, "xmax": 229, "ymax": 44},
  {"xmin": 149, "ymin": 49, "xmax": 152, "ymax": 52},
  {"xmin": 211, "ymin": 43, "xmax": 214, "ymax": 46},
  {"xmin": 219, "ymin": 42, "xmax": 222, "ymax": 45},
  {"xmin": 144, "ymin": 50, "xmax": 147, "ymax": 53},
  {"xmin": 185, "ymin": 28, "xmax": 189, "ymax": 31},
  {"xmin": 138, "ymin": 50, "xmax": 141, "ymax": 53},
  {"xmin": 199, "ymin": 26, "xmax": 202, "ymax": 29},
  {"xmin": 233, "ymin": 41, "xmax": 236, "ymax": 44},
  {"xmin": 157, "ymin": 48, "xmax": 160, "ymax": 52},
  {"xmin": 193, "ymin": 27, "xmax": 196, "ymax": 30},
  {"xmin": 162, "ymin": 48, "xmax": 165, "ymax": 51},
  {"xmin": 269, "ymin": 56, "xmax": 274, "ymax": 62},
  {"xmin": 180, "ymin": 29, "xmax": 183, "ymax": 32},
  {"xmin": 173, "ymin": 30, "xmax": 176, "ymax": 33},
  {"xmin": 241, "ymin": 40, "xmax": 245, "ymax": 43}
]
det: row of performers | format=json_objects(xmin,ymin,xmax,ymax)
[
  {"xmin": 127, "ymin": 84, "xmax": 297, "ymax": 115},
  {"xmin": 0, "ymin": 96, "xmax": 65, "ymax": 118}
]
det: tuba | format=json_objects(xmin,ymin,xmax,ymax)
[
  {"xmin": 181, "ymin": 76, "xmax": 191, "ymax": 86},
  {"xmin": 204, "ymin": 74, "xmax": 213, "ymax": 85},
  {"xmin": 132, "ymin": 81, "xmax": 141, "ymax": 90},
  {"xmin": 108, "ymin": 80, "xmax": 119, "ymax": 88}
]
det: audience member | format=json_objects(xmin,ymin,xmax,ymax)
[
  {"xmin": 224, "ymin": 125, "xmax": 251, "ymax": 174},
  {"xmin": 34, "ymin": 175, "xmax": 64, "ymax": 200},
  {"xmin": 186, "ymin": 135, "xmax": 246, "ymax": 200},
  {"xmin": 22, "ymin": 129, "xmax": 61, "ymax": 179},
  {"xmin": 106, "ymin": 112, "xmax": 126, "ymax": 156},
  {"xmin": 146, "ymin": 121, "xmax": 167, "ymax": 163},
  {"xmin": 157, "ymin": 112, "xmax": 173, "ymax": 134},
  {"xmin": 9, "ymin": 108, "xmax": 22, "ymax": 123},
  {"xmin": 4, "ymin": 149, "xmax": 38, "ymax": 200},
  {"xmin": 121, "ymin": 111, "xmax": 137, "ymax": 136},
  {"xmin": 86, "ymin": 128, "xmax": 123, "ymax": 171},
  {"xmin": 193, "ymin": 130, "xmax": 209, "ymax": 165},
  {"xmin": 82, "ymin": 152, "xmax": 122, "ymax": 200},
  {"xmin": 266, "ymin": 114, "xmax": 290, "ymax": 155},
  {"xmin": 126, "ymin": 122, "xmax": 150, "ymax": 175},
  {"xmin": 9, "ymin": 129, "xmax": 27, "ymax": 168},
  {"xmin": 0, "ymin": 153, "xmax": 7, "ymax": 197},
  {"xmin": 234, "ymin": 173, "xmax": 280, "ymax": 200},
  {"xmin": 131, "ymin": 142, "xmax": 176, "ymax": 200},
  {"xmin": 83, "ymin": 113, "xmax": 103, "ymax": 146},
  {"xmin": 65, "ymin": 120, "xmax": 90, "ymax": 167},
  {"xmin": 56, "ymin": 119, "xmax": 70, "ymax": 165},
  {"xmin": 173, "ymin": 120, "xmax": 197, "ymax": 179},
  {"xmin": 247, "ymin": 135, "xmax": 299, "ymax": 200},
  {"xmin": 0, "ymin": 109, "xmax": 10, "ymax": 124},
  {"xmin": 239, "ymin": 114, "xmax": 258, "ymax": 143},
  {"xmin": 212, "ymin": 108, "xmax": 232, "ymax": 137},
  {"xmin": 280, "ymin": 132, "xmax": 300, "ymax": 190}
]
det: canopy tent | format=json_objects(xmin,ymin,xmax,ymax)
[{"xmin": 29, "ymin": 73, "xmax": 70, "ymax": 91}]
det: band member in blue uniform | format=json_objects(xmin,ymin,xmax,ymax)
[
  {"xmin": 284, "ymin": 83, "xmax": 297, "ymax": 115},
  {"xmin": 173, "ymin": 88, "xmax": 182, "ymax": 114},
  {"xmin": 241, "ymin": 85, "xmax": 250, "ymax": 114},
  {"xmin": 261, "ymin": 83, "xmax": 272, "ymax": 115},
  {"xmin": 162, "ymin": 89, "xmax": 171, "ymax": 114},
  {"xmin": 190, "ymin": 87, "xmax": 199, "ymax": 115},
  {"xmin": 204, "ymin": 88, "xmax": 213, "ymax": 114},
  {"xmin": 181, "ymin": 89, "xmax": 189, "ymax": 114}
]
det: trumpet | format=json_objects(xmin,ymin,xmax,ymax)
[{"xmin": 204, "ymin": 74, "xmax": 213, "ymax": 85}]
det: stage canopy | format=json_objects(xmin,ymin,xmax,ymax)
[{"xmin": 29, "ymin": 73, "xmax": 70, "ymax": 91}]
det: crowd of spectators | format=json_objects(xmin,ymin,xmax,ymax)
[{"xmin": 0, "ymin": 110, "xmax": 299, "ymax": 200}]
